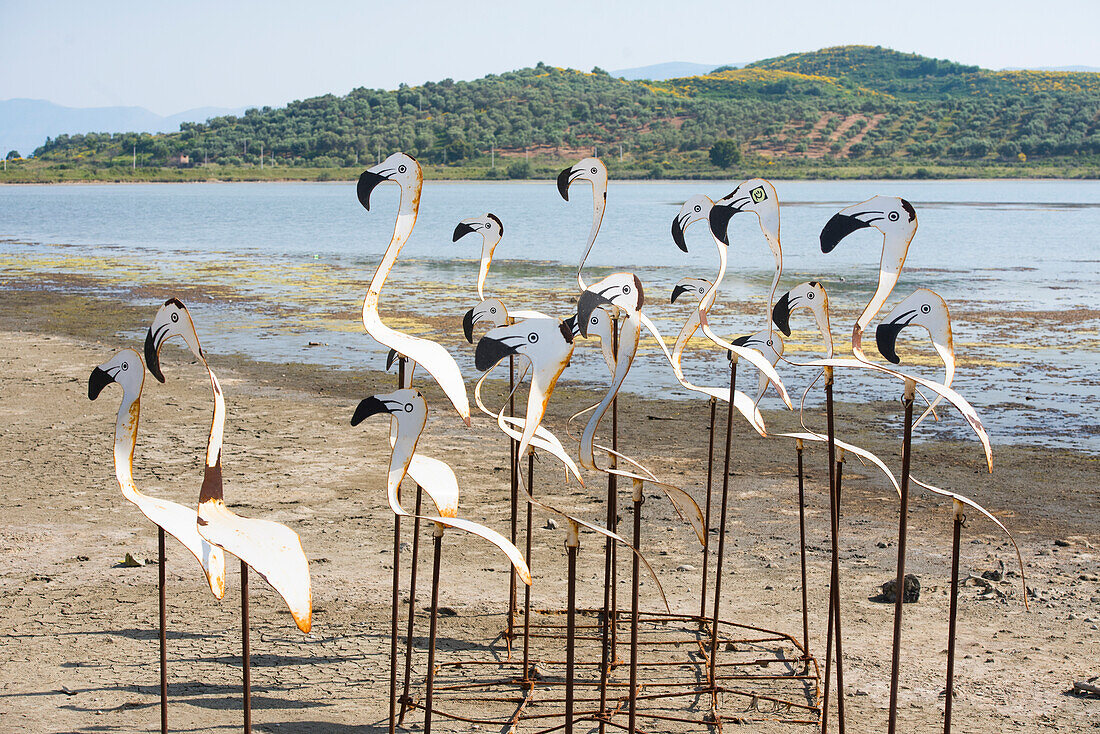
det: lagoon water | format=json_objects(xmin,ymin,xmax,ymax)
[{"xmin": 1, "ymin": 179, "xmax": 1097, "ymax": 451}]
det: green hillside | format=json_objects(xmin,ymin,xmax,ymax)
[{"xmin": 14, "ymin": 46, "xmax": 1100, "ymax": 181}]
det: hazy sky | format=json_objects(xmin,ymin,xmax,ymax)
[{"xmin": 2, "ymin": 0, "xmax": 1098, "ymax": 115}]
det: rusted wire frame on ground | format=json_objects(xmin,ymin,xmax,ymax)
[{"xmin": 887, "ymin": 384, "xmax": 916, "ymax": 734}]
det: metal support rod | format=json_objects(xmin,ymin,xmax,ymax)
[
  {"xmin": 565, "ymin": 542, "xmax": 579, "ymax": 734},
  {"xmin": 388, "ymin": 357, "xmax": 406, "ymax": 734},
  {"xmin": 709, "ymin": 358, "xmax": 737, "ymax": 686},
  {"xmin": 241, "ymin": 560, "xmax": 251, "ymax": 734},
  {"xmin": 398, "ymin": 487, "xmax": 423, "ymax": 723},
  {"xmin": 389, "ymin": 514, "xmax": 401, "ymax": 734},
  {"xmin": 158, "ymin": 527, "xmax": 167, "ymax": 734},
  {"xmin": 833, "ymin": 452, "xmax": 846, "ymax": 731},
  {"xmin": 508, "ymin": 354, "xmax": 518, "ymax": 648},
  {"xmin": 796, "ymin": 440, "xmax": 809, "ymax": 660},
  {"xmin": 944, "ymin": 501, "xmax": 964, "ymax": 734},
  {"xmin": 423, "ymin": 530, "xmax": 444, "ymax": 734},
  {"xmin": 523, "ymin": 450, "xmax": 534, "ymax": 681},
  {"xmin": 599, "ymin": 315, "xmax": 621, "ymax": 731},
  {"xmin": 887, "ymin": 379, "xmax": 917, "ymax": 734},
  {"xmin": 821, "ymin": 372, "xmax": 845, "ymax": 734},
  {"xmin": 701, "ymin": 397, "xmax": 717, "ymax": 620},
  {"xmin": 628, "ymin": 482, "xmax": 643, "ymax": 733},
  {"xmin": 610, "ymin": 315, "xmax": 621, "ymax": 662}
]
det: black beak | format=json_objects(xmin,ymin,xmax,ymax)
[
  {"xmin": 452, "ymin": 222, "xmax": 477, "ymax": 242},
  {"xmin": 144, "ymin": 329, "xmax": 165, "ymax": 383},
  {"xmin": 577, "ymin": 290, "xmax": 613, "ymax": 338},
  {"xmin": 556, "ymin": 166, "xmax": 574, "ymax": 201},
  {"xmin": 670, "ymin": 284, "xmax": 691, "ymax": 304},
  {"xmin": 875, "ymin": 312, "xmax": 916, "ymax": 365},
  {"xmin": 731, "ymin": 334, "xmax": 752, "ymax": 347},
  {"xmin": 351, "ymin": 396, "xmax": 392, "ymax": 426},
  {"xmin": 475, "ymin": 336, "xmax": 518, "ymax": 372},
  {"xmin": 772, "ymin": 292, "xmax": 793, "ymax": 337},
  {"xmin": 708, "ymin": 203, "xmax": 736, "ymax": 246},
  {"xmin": 671, "ymin": 215, "xmax": 688, "ymax": 252},
  {"xmin": 820, "ymin": 213, "xmax": 870, "ymax": 253},
  {"xmin": 88, "ymin": 366, "xmax": 114, "ymax": 401},
  {"xmin": 462, "ymin": 308, "xmax": 476, "ymax": 344},
  {"xmin": 559, "ymin": 319, "xmax": 575, "ymax": 344},
  {"xmin": 386, "ymin": 348, "xmax": 400, "ymax": 371},
  {"xmin": 356, "ymin": 170, "xmax": 387, "ymax": 211}
]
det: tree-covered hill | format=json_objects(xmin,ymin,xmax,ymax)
[{"xmin": 26, "ymin": 46, "xmax": 1100, "ymax": 177}]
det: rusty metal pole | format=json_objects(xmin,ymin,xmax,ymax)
[
  {"xmin": 158, "ymin": 527, "xmax": 167, "ymax": 734},
  {"xmin": 821, "ymin": 368, "xmax": 846, "ymax": 734},
  {"xmin": 628, "ymin": 480, "xmax": 644, "ymax": 733},
  {"xmin": 422, "ymin": 528, "xmax": 444, "ymax": 734},
  {"xmin": 709, "ymin": 357, "xmax": 737, "ymax": 687},
  {"xmin": 701, "ymin": 397, "xmax": 717, "ymax": 620},
  {"xmin": 944, "ymin": 500, "xmax": 964, "ymax": 734},
  {"xmin": 610, "ymin": 315, "xmax": 621, "ymax": 661},
  {"xmin": 887, "ymin": 378, "xmax": 917, "ymax": 734},
  {"xmin": 241, "ymin": 560, "xmax": 251, "ymax": 734},
  {"xmin": 599, "ymin": 316, "xmax": 621, "ymax": 730},
  {"xmin": 398, "ymin": 488, "xmax": 423, "ymax": 723},
  {"xmin": 508, "ymin": 354, "xmax": 518, "ymax": 650},
  {"xmin": 833, "ymin": 450, "xmax": 847, "ymax": 731},
  {"xmin": 565, "ymin": 526, "xmax": 580, "ymax": 734},
  {"xmin": 521, "ymin": 453, "xmax": 534, "ymax": 682},
  {"xmin": 388, "ymin": 356, "xmax": 407, "ymax": 734},
  {"xmin": 796, "ymin": 439, "xmax": 809, "ymax": 660}
]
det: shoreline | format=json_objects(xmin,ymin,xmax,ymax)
[{"xmin": 1, "ymin": 285, "xmax": 1098, "ymax": 732}]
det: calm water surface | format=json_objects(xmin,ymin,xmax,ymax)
[{"xmin": 1, "ymin": 179, "xmax": 1097, "ymax": 452}]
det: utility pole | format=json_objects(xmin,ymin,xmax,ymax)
[
  {"xmin": 491, "ymin": 145, "xmax": 495, "ymax": 168},
  {"xmin": 619, "ymin": 143, "xmax": 623, "ymax": 161},
  {"xmin": 260, "ymin": 143, "xmax": 264, "ymax": 170},
  {"xmin": 204, "ymin": 150, "xmax": 208, "ymax": 166},
  {"xmin": 133, "ymin": 144, "xmax": 136, "ymax": 170}
]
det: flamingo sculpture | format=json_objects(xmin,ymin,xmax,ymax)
[
  {"xmin": 808, "ymin": 197, "xmax": 994, "ymax": 733},
  {"xmin": 875, "ymin": 288, "xmax": 1027, "ymax": 734},
  {"xmin": 144, "ymin": 298, "xmax": 311, "ymax": 732},
  {"xmin": 352, "ymin": 388, "xmax": 532, "ymax": 734},
  {"xmin": 88, "ymin": 348, "xmax": 226, "ymax": 734},
  {"xmin": 452, "ymin": 212, "xmax": 506, "ymax": 301},
  {"xmin": 576, "ymin": 272, "xmax": 711, "ymax": 732},
  {"xmin": 357, "ymin": 152, "xmax": 474, "ymax": 732},
  {"xmin": 475, "ymin": 315, "xmax": 668, "ymax": 734}
]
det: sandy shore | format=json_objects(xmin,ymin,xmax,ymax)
[{"xmin": 1, "ymin": 287, "xmax": 1098, "ymax": 733}]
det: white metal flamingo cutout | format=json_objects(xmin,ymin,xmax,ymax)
[
  {"xmin": 556, "ymin": 156, "xmax": 607, "ymax": 290},
  {"xmin": 145, "ymin": 300, "xmax": 312, "ymax": 633},
  {"xmin": 89, "ymin": 347, "xmax": 226, "ymax": 734},
  {"xmin": 357, "ymin": 152, "xmax": 471, "ymax": 425},
  {"xmin": 452, "ymin": 213, "xmax": 506, "ymax": 301},
  {"xmin": 89, "ymin": 348, "xmax": 226, "ymax": 597},
  {"xmin": 352, "ymin": 387, "xmax": 531, "ymax": 734}
]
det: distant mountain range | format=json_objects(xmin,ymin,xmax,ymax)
[
  {"xmin": 611, "ymin": 62, "xmax": 745, "ymax": 80},
  {"xmin": 0, "ymin": 99, "xmax": 249, "ymax": 157}
]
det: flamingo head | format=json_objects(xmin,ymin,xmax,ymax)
[
  {"xmin": 89, "ymin": 348, "xmax": 145, "ymax": 402},
  {"xmin": 474, "ymin": 317, "xmax": 575, "ymax": 374},
  {"xmin": 708, "ymin": 179, "xmax": 780, "ymax": 256},
  {"xmin": 730, "ymin": 329, "xmax": 785, "ymax": 403},
  {"xmin": 820, "ymin": 195, "xmax": 916, "ymax": 254},
  {"xmin": 357, "ymin": 152, "xmax": 422, "ymax": 211},
  {"xmin": 671, "ymin": 195, "xmax": 714, "ymax": 252},
  {"xmin": 462, "ymin": 298, "xmax": 509, "ymax": 344},
  {"xmin": 351, "ymin": 388, "xmax": 427, "ymax": 433},
  {"xmin": 556, "ymin": 157, "xmax": 607, "ymax": 202},
  {"xmin": 875, "ymin": 288, "xmax": 952, "ymax": 366},
  {"xmin": 144, "ymin": 298, "xmax": 203, "ymax": 383},
  {"xmin": 452, "ymin": 213, "xmax": 504, "ymax": 246},
  {"xmin": 577, "ymin": 272, "xmax": 644, "ymax": 336},
  {"xmin": 772, "ymin": 280, "xmax": 830, "ymax": 336},
  {"xmin": 671, "ymin": 276, "xmax": 713, "ymax": 305}
]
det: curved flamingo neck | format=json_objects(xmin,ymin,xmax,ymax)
[
  {"xmin": 580, "ymin": 311, "xmax": 641, "ymax": 468},
  {"xmin": 576, "ymin": 186, "xmax": 606, "ymax": 291},
  {"xmin": 113, "ymin": 391, "xmax": 140, "ymax": 492},
  {"xmin": 198, "ymin": 361, "xmax": 226, "ymax": 505},
  {"xmin": 476, "ymin": 237, "xmax": 500, "ymax": 301},
  {"xmin": 367, "ymin": 181, "xmax": 421, "ymax": 300},
  {"xmin": 699, "ymin": 237, "xmax": 727, "ymax": 318}
]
